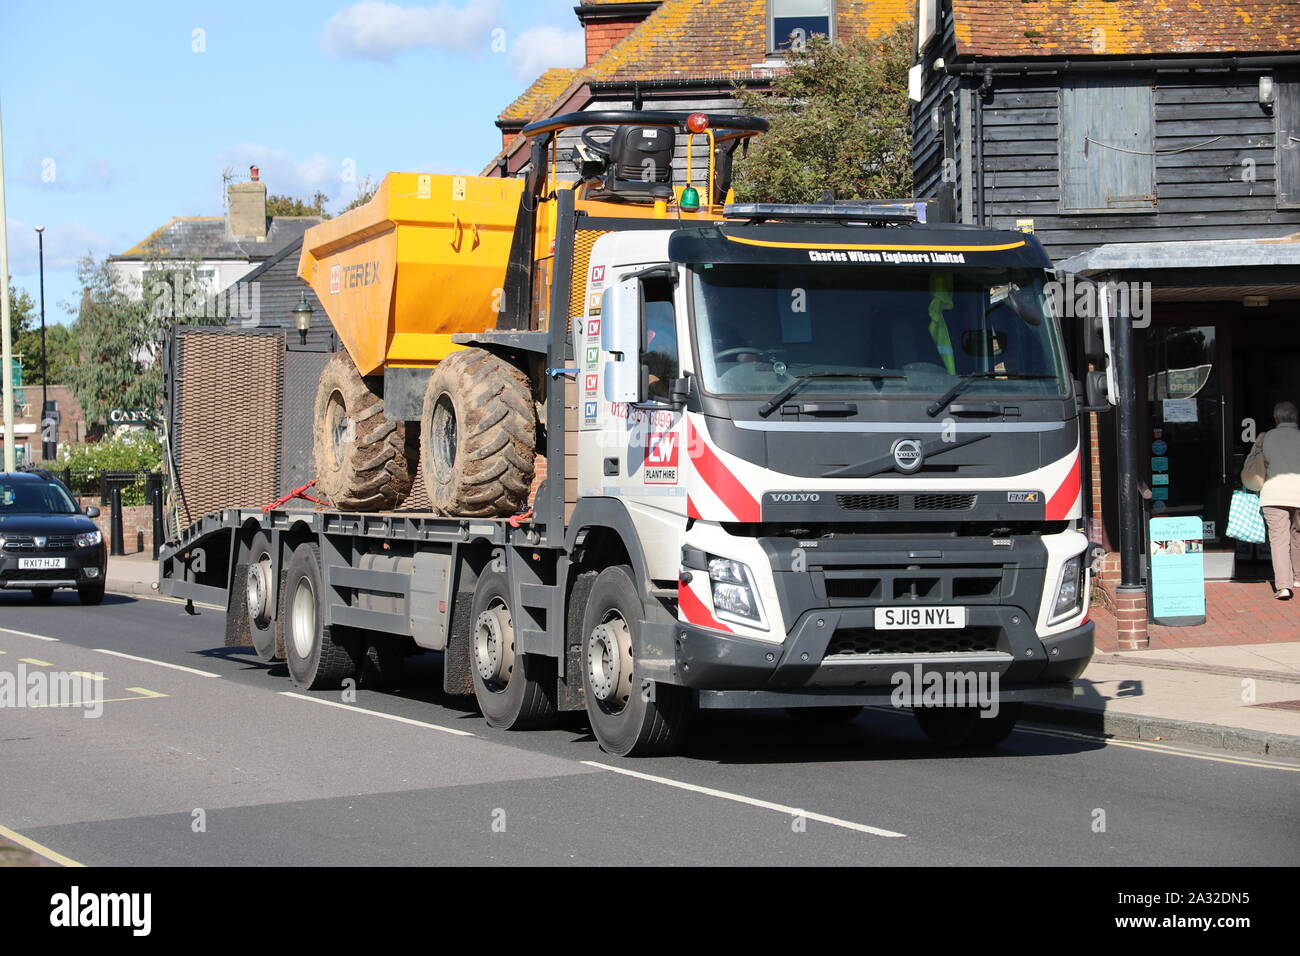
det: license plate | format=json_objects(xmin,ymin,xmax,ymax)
[
  {"xmin": 18, "ymin": 557, "xmax": 66, "ymax": 570},
  {"xmin": 875, "ymin": 606, "xmax": 966, "ymax": 629}
]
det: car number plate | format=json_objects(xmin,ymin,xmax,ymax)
[
  {"xmin": 19, "ymin": 557, "xmax": 66, "ymax": 570},
  {"xmin": 875, "ymin": 606, "xmax": 966, "ymax": 629}
]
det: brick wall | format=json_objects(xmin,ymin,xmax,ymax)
[
  {"xmin": 584, "ymin": 16, "xmax": 644, "ymax": 64},
  {"xmin": 77, "ymin": 498, "xmax": 155, "ymax": 556}
]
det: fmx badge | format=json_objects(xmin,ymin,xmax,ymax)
[
  {"xmin": 1008, "ymin": 491, "xmax": 1039, "ymax": 503},
  {"xmin": 329, "ymin": 264, "xmax": 340, "ymax": 295},
  {"xmin": 645, "ymin": 428, "xmax": 679, "ymax": 484}
]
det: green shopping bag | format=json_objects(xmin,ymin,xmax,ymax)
[{"xmin": 1226, "ymin": 489, "xmax": 1266, "ymax": 543}]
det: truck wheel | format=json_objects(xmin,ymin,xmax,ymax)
[
  {"xmin": 313, "ymin": 351, "xmax": 418, "ymax": 512},
  {"xmin": 469, "ymin": 568, "xmax": 557, "ymax": 729},
  {"xmin": 281, "ymin": 542, "xmax": 357, "ymax": 689},
  {"xmin": 581, "ymin": 565, "xmax": 689, "ymax": 757},
  {"xmin": 914, "ymin": 703, "xmax": 1022, "ymax": 748},
  {"xmin": 242, "ymin": 531, "xmax": 279, "ymax": 660},
  {"xmin": 420, "ymin": 349, "xmax": 535, "ymax": 517}
]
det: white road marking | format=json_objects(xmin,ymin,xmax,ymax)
[
  {"xmin": 279, "ymin": 692, "xmax": 476, "ymax": 736},
  {"xmin": 583, "ymin": 760, "xmax": 906, "ymax": 838},
  {"xmin": 91, "ymin": 648, "xmax": 221, "ymax": 678},
  {"xmin": 0, "ymin": 626, "xmax": 60, "ymax": 642}
]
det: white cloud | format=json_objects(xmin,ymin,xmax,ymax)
[
  {"xmin": 5, "ymin": 218, "xmax": 115, "ymax": 275},
  {"xmin": 508, "ymin": 23, "xmax": 584, "ymax": 82},
  {"xmin": 321, "ymin": 0, "xmax": 499, "ymax": 60},
  {"xmin": 217, "ymin": 145, "xmax": 339, "ymax": 201}
]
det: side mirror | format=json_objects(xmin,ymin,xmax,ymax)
[
  {"xmin": 1085, "ymin": 371, "xmax": 1111, "ymax": 408},
  {"xmin": 601, "ymin": 277, "xmax": 643, "ymax": 404},
  {"xmin": 85, "ymin": 506, "xmax": 101, "ymax": 518}
]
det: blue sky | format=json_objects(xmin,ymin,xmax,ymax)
[{"xmin": 0, "ymin": 0, "xmax": 585, "ymax": 323}]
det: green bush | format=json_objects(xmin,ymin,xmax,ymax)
[{"xmin": 56, "ymin": 430, "xmax": 162, "ymax": 505}]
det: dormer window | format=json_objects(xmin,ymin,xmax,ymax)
[{"xmin": 769, "ymin": 0, "xmax": 833, "ymax": 52}]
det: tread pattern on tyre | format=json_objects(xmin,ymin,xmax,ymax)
[
  {"xmin": 313, "ymin": 351, "xmax": 417, "ymax": 512},
  {"xmin": 282, "ymin": 543, "xmax": 356, "ymax": 690},
  {"xmin": 421, "ymin": 349, "xmax": 535, "ymax": 517}
]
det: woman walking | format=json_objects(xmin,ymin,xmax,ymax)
[{"xmin": 1244, "ymin": 401, "xmax": 1300, "ymax": 600}]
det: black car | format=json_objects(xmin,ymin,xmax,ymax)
[{"xmin": 0, "ymin": 472, "xmax": 107, "ymax": 605}]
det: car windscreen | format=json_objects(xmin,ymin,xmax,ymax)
[
  {"xmin": 0, "ymin": 481, "xmax": 80, "ymax": 515},
  {"xmin": 689, "ymin": 264, "xmax": 1068, "ymax": 400}
]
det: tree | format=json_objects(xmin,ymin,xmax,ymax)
[
  {"xmin": 266, "ymin": 192, "xmax": 331, "ymax": 218},
  {"xmin": 5, "ymin": 282, "xmax": 80, "ymax": 386},
  {"xmin": 731, "ymin": 22, "xmax": 915, "ymax": 204},
  {"xmin": 342, "ymin": 175, "xmax": 378, "ymax": 213},
  {"xmin": 66, "ymin": 256, "xmax": 221, "ymax": 423}
]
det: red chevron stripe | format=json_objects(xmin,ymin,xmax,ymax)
[
  {"xmin": 678, "ymin": 578, "xmax": 732, "ymax": 633},
  {"xmin": 687, "ymin": 420, "xmax": 760, "ymax": 521},
  {"xmin": 1046, "ymin": 451, "xmax": 1082, "ymax": 520}
]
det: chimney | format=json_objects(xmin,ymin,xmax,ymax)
[{"xmin": 228, "ymin": 164, "xmax": 268, "ymax": 240}]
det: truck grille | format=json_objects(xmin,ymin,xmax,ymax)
[
  {"xmin": 2, "ymin": 535, "xmax": 76, "ymax": 551},
  {"xmin": 837, "ymin": 494, "xmax": 975, "ymax": 512},
  {"xmin": 825, "ymin": 626, "xmax": 1001, "ymax": 657}
]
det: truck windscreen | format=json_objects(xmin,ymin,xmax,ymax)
[{"xmin": 689, "ymin": 265, "xmax": 1068, "ymax": 401}]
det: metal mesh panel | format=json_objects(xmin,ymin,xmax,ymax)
[{"xmin": 174, "ymin": 328, "xmax": 283, "ymax": 526}]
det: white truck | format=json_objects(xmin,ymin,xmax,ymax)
[{"xmin": 160, "ymin": 111, "xmax": 1111, "ymax": 756}]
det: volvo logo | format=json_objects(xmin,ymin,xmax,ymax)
[
  {"xmin": 891, "ymin": 439, "xmax": 924, "ymax": 474},
  {"xmin": 769, "ymin": 493, "xmax": 821, "ymax": 503}
]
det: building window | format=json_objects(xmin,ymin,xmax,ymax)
[
  {"xmin": 770, "ymin": 0, "xmax": 833, "ymax": 52},
  {"xmin": 1059, "ymin": 77, "xmax": 1156, "ymax": 214},
  {"xmin": 1277, "ymin": 73, "xmax": 1300, "ymax": 209}
]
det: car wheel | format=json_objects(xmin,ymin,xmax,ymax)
[{"xmin": 77, "ymin": 581, "xmax": 105, "ymax": 606}]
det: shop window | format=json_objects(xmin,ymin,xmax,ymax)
[
  {"xmin": 770, "ymin": 0, "xmax": 833, "ymax": 52},
  {"xmin": 1059, "ymin": 77, "xmax": 1156, "ymax": 213}
]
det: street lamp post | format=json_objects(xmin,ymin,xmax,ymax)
[{"xmin": 35, "ymin": 226, "xmax": 46, "ymax": 411}]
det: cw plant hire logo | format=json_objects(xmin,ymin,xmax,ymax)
[{"xmin": 50, "ymin": 887, "xmax": 151, "ymax": 936}]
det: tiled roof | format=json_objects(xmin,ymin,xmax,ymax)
[
  {"xmin": 112, "ymin": 216, "xmax": 322, "ymax": 261},
  {"xmin": 587, "ymin": 0, "xmax": 913, "ymax": 83},
  {"xmin": 952, "ymin": 0, "xmax": 1300, "ymax": 58},
  {"xmin": 498, "ymin": 67, "xmax": 584, "ymax": 125}
]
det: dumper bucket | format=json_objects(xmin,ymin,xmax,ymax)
[{"xmin": 298, "ymin": 172, "xmax": 525, "ymax": 376}]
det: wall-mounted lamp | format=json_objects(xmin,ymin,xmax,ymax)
[
  {"xmin": 293, "ymin": 292, "xmax": 314, "ymax": 346},
  {"xmin": 1259, "ymin": 75, "xmax": 1275, "ymax": 108}
]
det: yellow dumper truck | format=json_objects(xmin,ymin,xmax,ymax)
[{"xmin": 162, "ymin": 111, "xmax": 1107, "ymax": 756}]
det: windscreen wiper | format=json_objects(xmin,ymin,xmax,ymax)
[
  {"xmin": 925, "ymin": 372, "xmax": 1057, "ymax": 418},
  {"xmin": 758, "ymin": 371, "xmax": 903, "ymax": 418}
]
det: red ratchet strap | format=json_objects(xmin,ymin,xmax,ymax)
[
  {"xmin": 262, "ymin": 479, "xmax": 330, "ymax": 514},
  {"xmin": 507, "ymin": 509, "xmax": 534, "ymax": 528}
]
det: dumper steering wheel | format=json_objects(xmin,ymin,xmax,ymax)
[{"xmin": 581, "ymin": 127, "xmax": 617, "ymax": 157}]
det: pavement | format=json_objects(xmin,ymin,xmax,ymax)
[
  {"xmin": 99, "ymin": 554, "xmax": 1300, "ymax": 760},
  {"xmin": 0, "ymin": 591, "xmax": 1296, "ymax": 867}
]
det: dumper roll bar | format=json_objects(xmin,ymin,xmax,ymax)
[{"xmin": 520, "ymin": 110, "xmax": 769, "ymax": 142}]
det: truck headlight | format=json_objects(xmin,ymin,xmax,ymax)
[
  {"xmin": 75, "ymin": 530, "xmax": 103, "ymax": 548},
  {"xmin": 1048, "ymin": 553, "xmax": 1085, "ymax": 624},
  {"xmin": 708, "ymin": 556, "xmax": 765, "ymax": 625}
]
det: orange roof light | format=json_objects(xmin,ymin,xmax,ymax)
[{"xmin": 685, "ymin": 112, "xmax": 709, "ymax": 133}]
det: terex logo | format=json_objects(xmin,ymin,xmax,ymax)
[{"xmin": 768, "ymin": 493, "xmax": 821, "ymax": 503}]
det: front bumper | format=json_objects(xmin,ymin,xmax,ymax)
[
  {"xmin": 642, "ymin": 609, "xmax": 1092, "ymax": 707},
  {"xmin": 0, "ymin": 545, "xmax": 107, "ymax": 590}
]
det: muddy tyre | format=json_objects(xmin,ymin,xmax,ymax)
[
  {"xmin": 313, "ymin": 351, "xmax": 418, "ymax": 512},
  {"xmin": 420, "ymin": 349, "xmax": 535, "ymax": 517}
]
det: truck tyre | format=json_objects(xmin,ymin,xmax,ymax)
[
  {"xmin": 420, "ymin": 349, "xmax": 535, "ymax": 517},
  {"xmin": 281, "ymin": 542, "xmax": 357, "ymax": 689},
  {"xmin": 580, "ymin": 565, "xmax": 689, "ymax": 757},
  {"xmin": 914, "ymin": 703, "xmax": 1022, "ymax": 748},
  {"xmin": 469, "ymin": 568, "xmax": 557, "ymax": 729},
  {"xmin": 314, "ymin": 351, "xmax": 418, "ymax": 512},
  {"xmin": 242, "ymin": 531, "xmax": 279, "ymax": 660}
]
